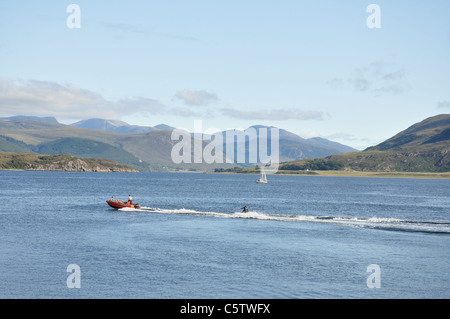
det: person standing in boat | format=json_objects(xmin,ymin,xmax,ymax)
[{"xmin": 128, "ymin": 194, "xmax": 132, "ymax": 204}]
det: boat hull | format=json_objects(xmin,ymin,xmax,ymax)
[{"xmin": 106, "ymin": 199, "xmax": 140, "ymax": 209}]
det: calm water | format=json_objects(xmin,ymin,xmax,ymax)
[{"xmin": 0, "ymin": 171, "xmax": 449, "ymax": 298}]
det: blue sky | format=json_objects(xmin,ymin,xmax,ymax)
[{"xmin": 0, "ymin": 1, "xmax": 449, "ymax": 149}]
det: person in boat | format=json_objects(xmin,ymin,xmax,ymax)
[
  {"xmin": 242, "ymin": 206, "xmax": 248, "ymax": 213},
  {"xmin": 128, "ymin": 195, "xmax": 132, "ymax": 204}
]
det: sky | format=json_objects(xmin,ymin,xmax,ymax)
[{"xmin": 0, "ymin": 1, "xmax": 449, "ymax": 149}]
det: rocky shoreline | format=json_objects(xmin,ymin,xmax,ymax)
[{"xmin": 0, "ymin": 152, "xmax": 138, "ymax": 172}]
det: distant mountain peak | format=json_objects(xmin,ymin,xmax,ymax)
[
  {"xmin": 69, "ymin": 118, "xmax": 177, "ymax": 134},
  {"xmin": 0, "ymin": 116, "xmax": 359, "ymax": 170},
  {"xmin": 0, "ymin": 115, "xmax": 59, "ymax": 123},
  {"xmin": 154, "ymin": 124, "xmax": 175, "ymax": 131},
  {"xmin": 71, "ymin": 118, "xmax": 128, "ymax": 128}
]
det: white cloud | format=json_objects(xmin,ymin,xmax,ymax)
[
  {"xmin": 220, "ymin": 108, "xmax": 324, "ymax": 121},
  {"xmin": 0, "ymin": 77, "xmax": 167, "ymax": 120},
  {"xmin": 329, "ymin": 62, "xmax": 409, "ymax": 95},
  {"xmin": 175, "ymin": 89, "xmax": 219, "ymax": 106},
  {"xmin": 116, "ymin": 97, "xmax": 166, "ymax": 114},
  {"xmin": 437, "ymin": 100, "xmax": 450, "ymax": 108},
  {"xmin": 170, "ymin": 106, "xmax": 202, "ymax": 117},
  {"xmin": 325, "ymin": 132, "xmax": 358, "ymax": 141},
  {"xmin": 324, "ymin": 132, "xmax": 381, "ymax": 150}
]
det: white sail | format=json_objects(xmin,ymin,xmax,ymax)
[{"xmin": 256, "ymin": 169, "xmax": 267, "ymax": 183}]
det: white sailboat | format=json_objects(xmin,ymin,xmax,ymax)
[{"xmin": 256, "ymin": 169, "xmax": 267, "ymax": 184}]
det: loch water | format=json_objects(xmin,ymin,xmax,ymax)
[{"xmin": 0, "ymin": 171, "xmax": 449, "ymax": 298}]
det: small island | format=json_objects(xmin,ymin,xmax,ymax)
[{"xmin": 0, "ymin": 152, "xmax": 138, "ymax": 172}]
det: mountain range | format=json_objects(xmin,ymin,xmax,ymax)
[
  {"xmin": 0, "ymin": 116, "xmax": 356, "ymax": 171},
  {"xmin": 70, "ymin": 118, "xmax": 175, "ymax": 134},
  {"xmin": 70, "ymin": 118, "xmax": 356, "ymax": 157},
  {"xmin": 280, "ymin": 114, "xmax": 450, "ymax": 172}
]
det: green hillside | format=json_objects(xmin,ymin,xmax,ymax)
[
  {"xmin": 36, "ymin": 137, "xmax": 149, "ymax": 170},
  {"xmin": 3, "ymin": 115, "xmax": 447, "ymax": 173},
  {"xmin": 0, "ymin": 132, "xmax": 151, "ymax": 171},
  {"xmin": 280, "ymin": 114, "xmax": 450, "ymax": 173},
  {"xmin": 366, "ymin": 114, "xmax": 450, "ymax": 151},
  {"xmin": 0, "ymin": 119, "xmax": 234, "ymax": 171},
  {"xmin": 281, "ymin": 148, "xmax": 449, "ymax": 172},
  {"xmin": 0, "ymin": 135, "xmax": 35, "ymax": 153}
]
